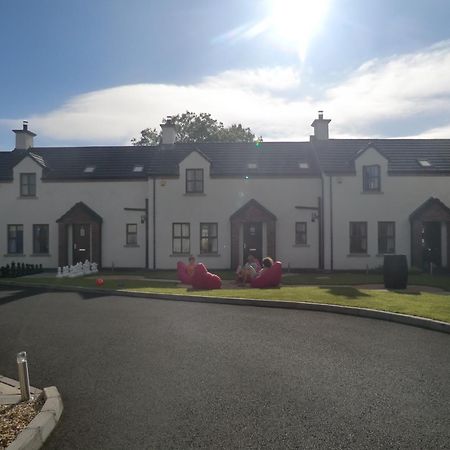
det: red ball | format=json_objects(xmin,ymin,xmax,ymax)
[{"xmin": 96, "ymin": 278, "xmax": 104, "ymax": 287}]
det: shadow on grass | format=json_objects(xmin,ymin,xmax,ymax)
[{"xmin": 319, "ymin": 286, "xmax": 371, "ymax": 299}]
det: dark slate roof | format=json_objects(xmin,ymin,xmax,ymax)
[
  {"xmin": 1, "ymin": 139, "xmax": 450, "ymax": 181},
  {"xmin": 0, "ymin": 142, "xmax": 319, "ymax": 181},
  {"xmin": 160, "ymin": 142, "xmax": 318, "ymax": 177},
  {"xmin": 313, "ymin": 139, "xmax": 450, "ymax": 174}
]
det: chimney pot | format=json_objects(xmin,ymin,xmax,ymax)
[
  {"xmin": 160, "ymin": 115, "xmax": 176, "ymax": 145},
  {"xmin": 310, "ymin": 110, "xmax": 331, "ymax": 140},
  {"xmin": 12, "ymin": 121, "xmax": 36, "ymax": 150}
]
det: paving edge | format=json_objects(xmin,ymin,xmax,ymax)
[
  {"xmin": 1, "ymin": 280, "xmax": 449, "ymax": 334},
  {"xmin": 6, "ymin": 386, "xmax": 63, "ymax": 450}
]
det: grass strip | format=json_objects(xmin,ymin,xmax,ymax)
[{"xmin": 7, "ymin": 276, "xmax": 450, "ymax": 323}]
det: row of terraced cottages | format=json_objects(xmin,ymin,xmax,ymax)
[{"xmin": 1, "ymin": 113, "xmax": 449, "ymax": 271}]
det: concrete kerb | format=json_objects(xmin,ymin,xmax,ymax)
[
  {"xmin": 6, "ymin": 386, "xmax": 63, "ymax": 450},
  {"xmin": 1, "ymin": 280, "xmax": 449, "ymax": 334}
]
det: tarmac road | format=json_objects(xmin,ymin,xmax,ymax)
[{"xmin": 0, "ymin": 286, "xmax": 449, "ymax": 449}]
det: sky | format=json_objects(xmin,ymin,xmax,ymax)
[{"xmin": 1, "ymin": 0, "xmax": 450, "ymax": 150}]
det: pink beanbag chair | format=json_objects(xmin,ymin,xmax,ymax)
[
  {"xmin": 177, "ymin": 261, "xmax": 193, "ymax": 285},
  {"xmin": 251, "ymin": 261, "xmax": 282, "ymax": 288},
  {"xmin": 191, "ymin": 263, "xmax": 222, "ymax": 290}
]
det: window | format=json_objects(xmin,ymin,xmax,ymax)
[
  {"xmin": 247, "ymin": 163, "xmax": 257, "ymax": 169},
  {"xmin": 126, "ymin": 224, "xmax": 138, "ymax": 245},
  {"xmin": 84, "ymin": 166, "xmax": 95, "ymax": 173},
  {"xmin": 363, "ymin": 165, "xmax": 380, "ymax": 192},
  {"xmin": 295, "ymin": 222, "xmax": 307, "ymax": 245},
  {"xmin": 8, "ymin": 225, "xmax": 23, "ymax": 254},
  {"xmin": 200, "ymin": 223, "xmax": 218, "ymax": 254},
  {"xmin": 418, "ymin": 160, "xmax": 431, "ymax": 167},
  {"xmin": 349, "ymin": 222, "xmax": 367, "ymax": 254},
  {"xmin": 186, "ymin": 169, "xmax": 204, "ymax": 193},
  {"xmin": 298, "ymin": 162, "xmax": 309, "ymax": 169},
  {"xmin": 173, "ymin": 223, "xmax": 190, "ymax": 254},
  {"xmin": 20, "ymin": 173, "xmax": 36, "ymax": 197},
  {"xmin": 133, "ymin": 165, "xmax": 144, "ymax": 172},
  {"xmin": 378, "ymin": 222, "xmax": 395, "ymax": 254},
  {"xmin": 33, "ymin": 225, "xmax": 49, "ymax": 254}
]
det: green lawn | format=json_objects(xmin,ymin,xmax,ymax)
[
  {"xmin": 3, "ymin": 273, "xmax": 450, "ymax": 323},
  {"xmin": 82, "ymin": 269, "xmax": 450, "ymax": 290}
]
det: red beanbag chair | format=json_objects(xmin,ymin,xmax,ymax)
[
  {"xmin": 251, "ymin": 261, "xmax": 282, "ymax": 288},
  {"xmin": 177, "ymin": 261, "xmax": 192, "ymax": 285},
  {"xmin": 191, "ymin": 263, "xmax": 222, "ymax": 290}
]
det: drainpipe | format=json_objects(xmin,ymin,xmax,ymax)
[
  {"xmin": 329, "ymin": 175, "xmax": 334, "ymax": 271},
  {"xmin": 145, "ymin": 198, "xmax": 149, "ymax": 269},
  {"xmin": 152, "ymin": 178, "xmax": 156, "ymax": 270},
  {"xmin": 319, "ymin": 174, "xmax": 325, "ymax": 270}
]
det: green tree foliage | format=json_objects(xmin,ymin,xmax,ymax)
[{"xmin": 131, "ymin": 111, "xmax": 256, "ymax": 145}]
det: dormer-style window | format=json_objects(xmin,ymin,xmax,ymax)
[
  {"xmin": 84, "ymin": 166, "xmax": 95, "ymax": 173},
  {"xmin": 186, "ymin": 169, "xmax": 204, "ymax": 193},
  {"xmin": 418, "ymin": 160, "xmax": 432, "ymax": 167},
  {"xmin": 298, "ymin": 162, "xmax": 309, "ymax": 169},
  {"xmin": 133, "ymin": 165, "xmax": 144, "ymax": 173},
  {"xmin": 20, "ymin": 173, "xmax": 36, "ymax": 197},
  {"xmin": 363, "ymin": 165, "xmax": 380, "ymax": 192}
]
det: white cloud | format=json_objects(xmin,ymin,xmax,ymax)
[
  {"xmin": 2, "ymin": 40, "xmax": 450, "ymax": 145},
  {"xmin": 325, "ymin": 40, "xmax": 450, "ymax": 135}
]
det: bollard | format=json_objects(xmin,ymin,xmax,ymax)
[{"xmin": 17, "ymin": 351, "xmax": 31, "ymax": 402}]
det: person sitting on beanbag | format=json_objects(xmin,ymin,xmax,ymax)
[
  {"xmin": 235, "ymin": 254, "xmax": 261, "ymax": 285},
  {"xmin": 177, "ymin": 255, "xmax": 196, "ymax": 285},
  {"xmin": 251, "ymin": 257, "xmax": 282, "ymax": 288}
]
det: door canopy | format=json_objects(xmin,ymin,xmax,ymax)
[
  {"xmin": 229, "ymin": 199, "xmax": 277, "ymax": 269},
  {"xmin": 409, "ymin": 197, "xmax": 450, "ymax": 269},
  {"xmin": 56, "ymin": 202, "xmax": 103, "ymax": 267},
  {"xmin": 56, "ymin": 201, "xmax": 103, "ymax": 224}
]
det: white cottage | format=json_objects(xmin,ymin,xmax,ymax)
[{"xmin": 0, "ymin": 113, "xmax": 449, "ymax": 272}]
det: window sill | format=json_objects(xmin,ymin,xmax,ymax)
[
  {"xmin": 360, "ymin": 191, "xmax": 383, "ymax": 195},
  {"xmin": 170, "ymin": 253, "xmax": 191, "ymax": 257},
  {"xmin": 198, "ymin": 253, "xmax": 221, "ymax": 257},
  {"xmin": 17, "ymin": 196, "xmax": 38, "ymax": 200},
  {"xmin": 347, "ymin": 253, "xmax": 371, "ymax": 257},
  {"xmin": 124, "ymin": 244, "xmax": 140, "ymax": 248},
  {"xmin": 293, "ymin": 244, "xmax": 309, "ymax": 248},
  {"xmin": 30, "ymin": 253, "xmax": 51, "ymax": 257},
  {"xmin": 184, "ymin": 193, "xmax": 206, "ymax": 196},
  {"xmin": 376, "ymin": 253, "xmax": 395, "ymax": 257},
  {"xmin": 3, "ymin": 254, "xmax": 25, "ymax": 257}
]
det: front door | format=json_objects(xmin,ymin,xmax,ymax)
[
  {"xmin": 423, "ymin": 221, "xmax": 441, "ymax": 267},
  {"xmin": 73, "ymin": 224, "xmax": 91, "ymax": 264},
  {"xmin": 243, "ymin": 222, "xmax": 262, "ymax": 263}
]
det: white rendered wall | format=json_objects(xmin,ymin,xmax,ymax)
[
  {"xmin": 323, "ymin": 148, "xmax": 450, "ymax": 270},
  {"xmin": 154, "ymin": 151, "xmax": 322, "ymax": 269},
  {"xmin": 0, "ymin": 156, "xmax": 150, "ymax": 268}
]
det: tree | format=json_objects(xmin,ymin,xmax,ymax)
[{"xmin": 131, "ymin": 111, "xmax": 256, "ymax": 145}]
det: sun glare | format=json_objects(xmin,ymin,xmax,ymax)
[{"xmin": 268, "ymin": 0, "xmax": 331, "ymax": 60}]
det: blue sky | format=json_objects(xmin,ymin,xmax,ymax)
[{"xmin": 1, "ymin": 0, "xmax": 450, "ymax": 149}]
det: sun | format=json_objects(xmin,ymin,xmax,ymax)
[{"xmin": 267, "ymin": 0, "xmax": 331, "ymax": 60}]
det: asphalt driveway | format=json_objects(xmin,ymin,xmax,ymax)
[{"xmin": 0, "ymin": 286, "xmax": 449, "ymax": 449}]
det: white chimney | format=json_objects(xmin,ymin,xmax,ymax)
[
  {"xmin": 160, "ymin": 116, "xmax": 176, "ymax": 145},
  {"xmin": 13, "ymin": 121, "xmax": 36, "ymax": 150},
  {"xmin": 310, "ymin": 110, "xmax": 331, "ymax": 141}
]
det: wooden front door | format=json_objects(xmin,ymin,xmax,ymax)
[
  {"xmin": 243, "ymin": 222, "xmax": 262, "ymax": 263},
  {"xmin": 423, "ymin": 221, "xmax": 441, "ymax": 267},
  {"xmin": 73, "ymin": 224, "xmax": 91, "ymax": 264}
]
